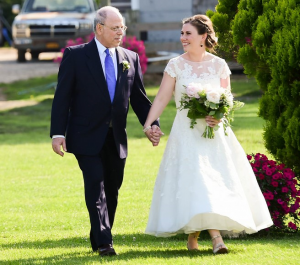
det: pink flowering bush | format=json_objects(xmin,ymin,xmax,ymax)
[
  {"xmin": 54, "ymin": 33, "xmax": 95, "ymax": 64},
  {"xmin": 247, "ymin": 153, "xmax": 300, "ymax": 233},
  {"xmin": 121, "ymin": 36, "xmax": 147, "ymax": 74},
  {"xmin": 54, "ymin": 33, "xmax": 148, "ymax": 74}
]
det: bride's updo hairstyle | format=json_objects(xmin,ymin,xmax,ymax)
[{"xmin": 182, "ymin": 15, "xmax": 217, "ymax": 52}]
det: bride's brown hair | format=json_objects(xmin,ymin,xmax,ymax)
[{"xmin": 182, "ymin": 15, "xmax": 217, "ymax": 52}]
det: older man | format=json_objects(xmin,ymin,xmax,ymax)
[{"xmin": 50, "ymin": 6, "xmax": 162, "ymax": 256}]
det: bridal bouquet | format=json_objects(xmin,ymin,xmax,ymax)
[{"xmin": 179, "ymin": 82, "xmax": 244, "ymax": 139}]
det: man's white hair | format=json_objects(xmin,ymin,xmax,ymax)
[{"xmin": 93, "ymin": 6, "xmax": 122, "ymax": 32}]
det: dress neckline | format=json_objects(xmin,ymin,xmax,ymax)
[{"xmin": 179, "ymin": 53, "xmax": 215, "ymax": 63}]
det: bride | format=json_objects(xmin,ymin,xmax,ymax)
[{"xmin": 143, "ymin": 14, "xmax": 273, "ymax": 254}]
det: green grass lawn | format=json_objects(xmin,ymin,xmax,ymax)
[{"xmin": 0, "ymin": 75, "xmax": 299, "ymax": 264}]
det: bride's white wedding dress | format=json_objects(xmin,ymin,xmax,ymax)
[{"xmin": 145, "ymin": 54, "xmax": 273, "ymax": 237}]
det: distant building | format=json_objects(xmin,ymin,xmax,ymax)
[{"xmin": 112, "ymin": 0, "xmax": 218, "ymax": 52}]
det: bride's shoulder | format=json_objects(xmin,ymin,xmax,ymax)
[
  {"xmin": 165, "ymin": 55, "xmax": 184, "ymax": 69},
  {"xmin": 207, "ymin": 53, "xmax": 227, "ymax": 65},
  {"xmin": 168, "ymin": 55, "xmax": 183, "ymax": 63}
]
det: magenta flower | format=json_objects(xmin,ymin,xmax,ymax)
[
  {"xmin": 271, "ymin": 181, "xmax": 278, "ymax": 187},
  {"xmin": 248, "ymin": 152, "xmax": 300, "ymax": 233},
  {"xmin": 262, "ymin": 164, "xmax": 268, "ymax": 170},
  {"xmin": 277, "ymin": 199, "xmax": 284, "ymax": 205},
  {"xmin": 268, "ymin": 160, "xmax": 276, "ymax": 166},
  {"xmin": 288, "ymin": 222, "xmax": 297, "ymax": 230},
  {"xmin": 266, "ymin": 168, "xmax": 273, "ymax": 176},
  {"xmin": 254, "ymin": 154, "xmax": 261, "ymax": 160}
]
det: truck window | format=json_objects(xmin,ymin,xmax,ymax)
[{"xmin": 24, "ymin": 0, "xmax": 92, "ymax": 13}]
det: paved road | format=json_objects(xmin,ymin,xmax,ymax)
[{"xmin": 0, "ymin": 48, "xmax": 61, "ymax": 84}]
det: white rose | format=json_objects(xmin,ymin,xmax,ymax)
[
  {"xmin": 224, "ymin": 90, "xmax": 234, "ymax": 107},
  {"xmin": 206, "ymin": 90, "xmax": 221, "ymax": 104},
  {"xmin": 186, "ymin": 83, "xmax": 202, "ymax": 98}
]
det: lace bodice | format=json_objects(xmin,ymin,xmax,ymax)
[{"xmin": 164, "ymin": 54, "xmax": 231, "ymax": 108}]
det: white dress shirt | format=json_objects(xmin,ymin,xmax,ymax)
[{"xmin": 52, "ymin": 38, "xmax": 118, "ymax": 139}]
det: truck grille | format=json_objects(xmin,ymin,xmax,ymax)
[
  {"xmin": 30, "ymin": 25, "xmax": 51, "ymax": 36},
  {"xmin": 54, "ymin": 25, "xmax": 76, "ymax": 36},
  {"xmin": 28, "ymin": 24, "xmax": 76, "ymax": 37}
]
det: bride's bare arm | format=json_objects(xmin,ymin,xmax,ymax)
[
  {"xmin": 220, "ymin": 76, "xmax": 231, "ymax": 90},
  {"xmin": 144, "ymin": 73, "xmax": 176, "ymax": 128}
]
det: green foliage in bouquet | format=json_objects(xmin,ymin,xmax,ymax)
[{"xmin": 209, "ymin": 0, "xmax": 300, "ymax": 176}]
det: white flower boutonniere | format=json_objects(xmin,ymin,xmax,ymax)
[{"xmin": 122, "ymin": 60, "xmax": 130, "ymax": 72}]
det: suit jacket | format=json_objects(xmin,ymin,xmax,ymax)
[{"xmin": 50, "ymin": 39, "xmax": 158, "ymax": 159}]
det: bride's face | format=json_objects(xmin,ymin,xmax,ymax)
[{"xmin": 180, "ymin": 23, "xmax": 204, "ymax": 52}]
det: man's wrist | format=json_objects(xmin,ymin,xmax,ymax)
[{"xmin": 52, "ymin": 135, "xmax": 65, "ymax": 139}]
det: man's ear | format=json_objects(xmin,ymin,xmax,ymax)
[{"xmin": 96, "ymin": 23, "xmax": 103, "ymax": 35}]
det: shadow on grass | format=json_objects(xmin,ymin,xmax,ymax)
[
  {"xmin": 0, "ymin": 249, "xmax": 214, "ymax": 265},
  {"xmin": 2, "ymin": 232, "xmax": 300, "ymax": 264}
]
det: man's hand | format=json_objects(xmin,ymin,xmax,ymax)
[
  {"xmin": 145, "ymin": 125, "xmax": 164, "ymax": 146},
  {"xmin": 205, "ymin": 116, "xmax": 221, "ymax": 128},
  {"xmin": 52, "ymin": 137, "xmax": 67, "ymax": 157}
]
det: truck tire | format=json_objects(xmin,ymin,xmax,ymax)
[
  {"xmin": 17, "ymin": 49, "xmax": 26, "ymax": 62},
  {"xmin": 31, "ymin": 51, "xmax": 39, "ymax": 60},
  {"xmin": 0, "ymin": 22, "xmax": 3, "ymax": 46}
]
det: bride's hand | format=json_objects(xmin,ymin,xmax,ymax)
[
  {"xmin": 145, "ymin": 125, "xmax": 164, "ymax": 146},
  {"xmin": 205, "ymin": 116, "xmax": 221, "ymax": 127}
]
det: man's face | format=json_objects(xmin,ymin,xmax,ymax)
[{"xmin": 96, "ymin": 12, "xmax": 125, "ymax": 48}]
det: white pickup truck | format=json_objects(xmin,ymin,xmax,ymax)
[{"xmin": 12, "ymin": 0, "xmax": 98, "ymax": 62}]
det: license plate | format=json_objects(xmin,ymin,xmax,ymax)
[{"xmin": 46, "ymin": 42, "xmax": 59, "ymax": 48}]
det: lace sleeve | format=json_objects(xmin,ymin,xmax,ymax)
[
  {"xmin": 164, "ymin": 59, "xmax": 177, "ymax": 78},
  {"xmin": 219, "ymin": 60, "xmax": 231, "ymax": 80}
]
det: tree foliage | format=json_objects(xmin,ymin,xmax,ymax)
[
  {"xmin": 0, "ymin": 0, "xmax": 23, "ymax": 26},
  {"xmin": 206, "ymin": 0, "xmax": 240, "ymax": 60},
  {"xmin": 209, "ymin": 0, "xmax": 300, "ymax": 175}
]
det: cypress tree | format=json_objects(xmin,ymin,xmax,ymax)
[{"xmin": 209, "ymin": 0, "xmax": 300, "ymax": 175}]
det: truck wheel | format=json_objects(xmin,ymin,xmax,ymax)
[
  {"xmin": 0, "ymin": 25, "xmax": 3, "ymax": 46},
  {"xmin": 31, "ymin": 51, "xmax": 39, "ymax": 60},
  {"xmin": 17, "ymin": 49, "xmax": 26, "ymax": 62}
]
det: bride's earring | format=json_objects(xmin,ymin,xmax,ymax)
[{"xmin": 200, "ymin": 43, "xmax": 203, "ymax": 47}]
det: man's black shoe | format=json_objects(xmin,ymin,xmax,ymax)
[{"xmin": 98, "ymin": 244, "xmax": 117, "ymax": 256}]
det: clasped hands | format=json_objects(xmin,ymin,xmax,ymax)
[{"xmin": 144, "ymin": 125, "xmax": 164, "ymax": 146}]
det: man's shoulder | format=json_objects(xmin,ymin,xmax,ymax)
[
  {"xmin": 119, "ymin": 46, "xmax": 137, "ymax": 57},
  {"xmin": 66, "ymin": 42, "xmax": 89, "ymax": 53}
]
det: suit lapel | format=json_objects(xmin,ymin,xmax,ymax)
[
  {"xmin": 85, "ymin": 40, "xmax": 110, "ymax": 101},
  {"xmin": 115, "ymin": 47, "xmax": 127, "ymax": 94}
]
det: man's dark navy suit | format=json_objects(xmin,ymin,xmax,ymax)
[{"xmin": 50, "ymin": 39, "xmax": 158, "ymax": 249}]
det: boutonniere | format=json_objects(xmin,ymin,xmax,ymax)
[{"xmin": 122, "ymin": 60, "xmax": 130, "ymax": 72}]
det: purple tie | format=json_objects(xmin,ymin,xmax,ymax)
[{"xmin": 105, "ymin": 48, "xmax": 116, "ymax": 102}]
